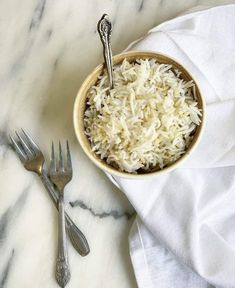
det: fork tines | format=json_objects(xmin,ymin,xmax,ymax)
[
  {"xmin": 9, "ymin": 129, "xmax": 41, "ymax": 162},
  {"xmin": 50, "ymin": 141, "xmax": 72, "ymax": 173}
]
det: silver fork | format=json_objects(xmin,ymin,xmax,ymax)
[
  {"xmin": 9, "ymin": 130, "xmax": 90, "ymax": 257},
  {"xmin": 49, "ymin": 142, "xmax": 71, "ymax": 287}
]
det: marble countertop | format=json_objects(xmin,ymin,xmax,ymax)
[{"xmin": 1, "ymin": 0, "xmax": 235, "ymax": 287}]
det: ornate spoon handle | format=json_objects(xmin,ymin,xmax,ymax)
[{"xmin": 97, "ymin": 14, "xmax": 114, "ymax": 89}]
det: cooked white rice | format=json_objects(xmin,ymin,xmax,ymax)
[{"xmin": 84, "ymin": 58, "xmax": 202, "ymax": 173}]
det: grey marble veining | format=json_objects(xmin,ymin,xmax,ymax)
[
  {"xmin": 0, "ymin": 249, "xmax": 15, "ymax": 288},
  {"xmin": 0, "ymin": 189, "xmax": 29, "ymax": 242},
  {"xmin": 1, "ymin": 0, "xmax": 235, "ymax": 287},
  {"xmin": 70, "ymin": 199, "xmax": 135, "ymax": 220},
  {"xmin": 28, "ymin": 0, "xmax": 47, "ymax": 32}
]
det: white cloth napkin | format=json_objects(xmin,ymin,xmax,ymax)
[{"xmin": 109, "ymin": 5, "xmax": 235, "ymax": 288}]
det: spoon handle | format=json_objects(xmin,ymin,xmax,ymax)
[{"xmin": 97, "ymin": 14, "xmax": 114, "ymax": 89}]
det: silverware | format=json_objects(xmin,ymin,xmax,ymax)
[
  {"xmin": 49, "ymin": 142, "xmax": 71, "ymax": 287},
  {"xmin": 9, "ymin": 130, "xmax": 90, "ymax": 257},
  {"xmin": 97, "ymin": 14, "xmax": 114, "ymax": 89}
]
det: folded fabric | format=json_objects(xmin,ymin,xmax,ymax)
[{"xmin": 109, "ymin": 5, "xmax": 235, "ymax": 288}]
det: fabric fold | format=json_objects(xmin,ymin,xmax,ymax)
[{"xmin": 109, "ymin": 5, "xmax": 235, "ymax": 287}]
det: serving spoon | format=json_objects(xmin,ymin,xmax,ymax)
[{"xmin": 97, "ymin": 14, "xmax": 114, "ymax": 89}]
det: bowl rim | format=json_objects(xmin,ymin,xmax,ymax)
[{"xmin": 73, "ymin": 50, "xmax": 206, "ymax": 179}]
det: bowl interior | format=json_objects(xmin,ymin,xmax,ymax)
[{"xmin": 73, "ymin": 51, "xmax": 205, "ymax": 178}]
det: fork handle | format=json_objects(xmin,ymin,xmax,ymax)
[
  {"xmin": 56, "ymin": 193, "xmax": 70, "ymax": 287},
  {"xmin": 40, "ymin": 172, "xmax": 90, "ymax": 256}
]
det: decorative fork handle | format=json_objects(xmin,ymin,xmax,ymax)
[
  {"xmin": 56, "ymin": 192, "xmax": 70, "ymax": 287},
  {"xmin": 98, "ymin": 14, "xmax": 114, "ymax": 89},
  {"xmin": 40, "ymin": 171, "xmax": 90, "ymax": 256}
]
